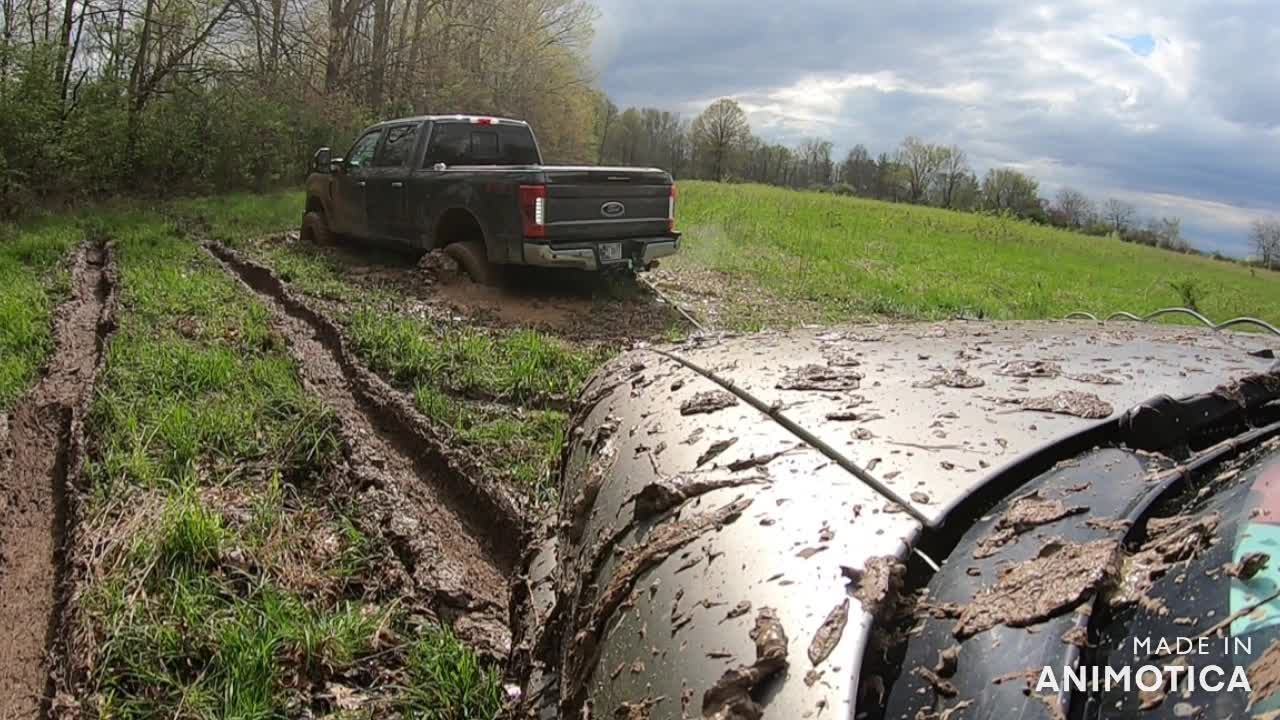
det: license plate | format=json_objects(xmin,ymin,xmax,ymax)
[{"xmin": 598, "ymin": 242, "xmax": 623, "ymax": 262}]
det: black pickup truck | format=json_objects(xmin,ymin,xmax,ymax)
[{"xmin": 302, "ymin": 115, "xmax": 681, "ymax": 282}]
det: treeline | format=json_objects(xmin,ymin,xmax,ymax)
[
  {"xmin": 0, "ymin": 0, "xmax": 600, "ymax": 208},
  {"xmin": 595, "ymin": 97, "xmax": 1222, "ymax": 257}
]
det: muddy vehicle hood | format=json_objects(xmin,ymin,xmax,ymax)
[{"xmin": 513, "ymin": 321, "xmax": 1279, "ymax": 719}]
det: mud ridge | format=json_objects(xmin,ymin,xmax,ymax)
[
  {"xmin": 206, "ymin": 243, "xmax": 524, "ymax": 657},
  {"xmin": 0, "ymin": 242, "xmax": 115, "ymax": 719}
]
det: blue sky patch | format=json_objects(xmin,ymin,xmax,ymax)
[{"xmin": 1113, "ymin": 33, "xmax": 1156, "ymax": 57}]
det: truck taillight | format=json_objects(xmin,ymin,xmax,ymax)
[
  {"xmin": 667, "ymin": 184, "xmax": 677, "ymax": 232},
  {"xmin": 520, "ymin": 185, "xmax": 546, "ymax": 238}
]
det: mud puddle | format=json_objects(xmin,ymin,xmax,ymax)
[
  {"xmin": 0, "ymin": 243, "xmax": 114, "ymax": 718},
  {"xmin": 208, "ymin": 244, "xmax": 521, "ymax": 657}
]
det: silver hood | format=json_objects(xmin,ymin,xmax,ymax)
[{"xmin": 512, "ymin": 321, "xmax": 1278, "ymax": 719}]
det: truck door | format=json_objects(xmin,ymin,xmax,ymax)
[
  {"xmin": 367, "ymin": 122, "xmax": 420, "ymax": 245},
  {"xmin": 332, "ymin": 128, "xmax": 382, "ymax": 238}
]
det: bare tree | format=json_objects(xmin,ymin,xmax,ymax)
[
  {"xmin": 896, "ymin": 136, "xmax": 945, "ymax": 203},
  {"xmin": 1053, "ymin": 187, "xmax": 1093, "ymax": 228},
  {"xmin": 1251, "ymin": 218, "xmax": 1280, "ymax": 269},
  {"xmin": 934, "ymin": 144, "xmax": 968, "ymax": 208},
  {"xmin": 1102, "ymin": 198, "xmax": 1137, "ymax": 234},
  {"xmin": 1148, "ymin": 216, "xmax": 1188, "ymax": 252},
  {"xmin": 691, "ymin": 98, "xmax": 750, "ymax": 181}
]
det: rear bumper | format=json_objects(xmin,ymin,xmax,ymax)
[{"xmin": 521, "ymin": 233, "xmax": 681, "ymax": 271}]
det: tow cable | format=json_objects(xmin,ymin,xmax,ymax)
[{"xmin": 637, "ymin": 273, "xmax": 707, "ymax": 334}]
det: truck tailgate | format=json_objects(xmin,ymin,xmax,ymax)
[{"xmin": 541, "ymin": 166, "xmax": 672, "ymax": 241}]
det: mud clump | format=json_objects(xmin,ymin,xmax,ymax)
[
  {"xmin": 1248, "ymin": 640, "xmax": 1280, "ymax": 711},
  {"xmin": 845, "ymin": 556, "xmax": 907, "ymax": 622},
  {"xmin": 1019, "ymin": 391, "xmax": 1114, "ymax": 419},
  {"xmin": 996, "ymin": 360, "xmax": 1062, "ymax": 378},
  {"xmin": 973, "ymin": 491, "xmax": 1089, "ymax": 559},
  {"xmin": 914, "ymin": 368, "xmax": 985, "ymax": 389},
  {"xmin": 1111, "ymin": 514, "xmax": 1219, "ymax": 610},
  {"xmin": 681, "ymin": 391, "xmax": 739, "ymax": 416},
  {"xmin": 1225, "ymin": 552, "xmax": 1269, "ymax": 581},
  {"xmin": 953, "ymin": 538, "xmax": 1119, "ymax": 639},
  {"xmin": 632, "ymin": 471, "xmax": 766, "ymax": 520},
  {"xmin": 701, "ymin": 607, "xmax": 789, "ymax": 720},
  {"xmin": 696, "ymin": 438, "xmax": 738, "ymax": 468},
  {"xmin": 1068, "ymin": 373, "xmax": 1122, "ymax": 386},
  {"xmin": 807, "ymin": 598, "xmax": 850, "ymax": 666},
  {"xmin": 776, "ymin": 364, "xmax": 862, "ymax": 392},
  {"xmin": 613, "ymin": 696, "xmax": 665, "ymax": 719},
  {"xmin": 417, "ymin": 249, "xmax": 461, "ymax": 284}
]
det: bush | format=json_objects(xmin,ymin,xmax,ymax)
[{"xmin": 1167, "ymin": 276, "xmax": 1206, "ymax": 311}]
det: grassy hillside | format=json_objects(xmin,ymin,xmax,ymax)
[{"xmin": 669, "ymin": 181, "xmax": 1279, "ymax": 328}]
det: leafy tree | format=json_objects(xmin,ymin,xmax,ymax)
[
  {"xmin": 980, "ymin": 168, "xmax": 1041, "ymax": 218},
  {"xmin": 690, "ymin": 98, "xmax": 751, "ymax": 181},
  {"xmin": 896, "ymin": 136, "xmax": 946, "ymax": 203},
  {"xmin": 839, "ymin": 144, "xmax": 877, "ymax": 196}
]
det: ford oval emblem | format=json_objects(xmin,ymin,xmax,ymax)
[{"xmin": 600, "ymin": 201, "xmax": 626, "ymax": 218}]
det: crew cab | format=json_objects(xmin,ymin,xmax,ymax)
[{"xmin": 302, "ymin": 115, "xmax": 680, "ymax": 282}]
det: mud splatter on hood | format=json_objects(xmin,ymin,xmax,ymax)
[{"xmin": 515, "ymin": 322, "xmax": 1277, "ymax": 720}]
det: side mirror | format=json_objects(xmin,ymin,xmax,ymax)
[
  {"xmin": 330, "ymin": 158, "xmax": 345, "ymax": 173},
  {"xmin": 312, "ymin": 147, "xmax": 332, "ymax": 174}
]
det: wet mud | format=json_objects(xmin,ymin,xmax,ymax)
[
  {"xmin": 0, "ymin": 244, "xmax": 114, "ymax": 718},
  {"xmin": 208, "ymin": 244, "xmax": 521, "ymax": 657}
]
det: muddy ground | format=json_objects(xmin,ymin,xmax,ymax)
[
  {"xmin": 209, "ymin": 244, "xmax": 522, "ymax": 657},
  {"xmin": 251, "ymin": 231, "xmax": 691, "ymax": 343},
  {"xmin": 0, "ymin": 244, "xmax": 114, "ymax": 718}
]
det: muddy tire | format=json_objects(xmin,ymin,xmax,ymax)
[
  {"xmin": 445, "ymin": 239, "xmax": 498, "ymax": 285},
  {"xmin": 301, "ymin": 210, "xmax": 333, "ymax": 246}
]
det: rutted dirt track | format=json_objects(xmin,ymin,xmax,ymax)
[
  {"xmin": 206, "ymin": 243, "xmax": 522, "ymax": 657},
  {"xmin": 0, "ymin": 244, "xmax": 114, "ymax": 718}
]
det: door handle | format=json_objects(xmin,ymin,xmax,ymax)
[
  {"xmin": 391, "ymin": 182, "xmax": 404, "ymax": 188},
  {"xmin": 357, "ymin": 181, "xmax": 366, "ymax": 187}
]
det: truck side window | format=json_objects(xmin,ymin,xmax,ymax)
[
  {"xmin": 373, "ymin": 124, "xmax": 418, "ymax": 167},
  {"xmin": 345, "ymin": 130, "xmax": 382, "ymax": 169}
]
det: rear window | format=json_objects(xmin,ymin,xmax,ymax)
[{"xmin": 425, "ymin": 122, "xmax": 540, "ymax": 167}]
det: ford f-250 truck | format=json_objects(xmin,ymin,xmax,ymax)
[{"xmin": 302, "ymin": 115, "xmax": 681, "ymax": 283}]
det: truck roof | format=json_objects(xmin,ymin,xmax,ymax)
[{"xmin": 370, "ymin": 114, "xmax": 529, "ymax": 129}]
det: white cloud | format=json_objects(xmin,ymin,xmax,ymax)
[{"xmin": 590, "ymin": 0, "xmax": 1280, "ymax": 254}]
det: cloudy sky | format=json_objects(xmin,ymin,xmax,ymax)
[{"xmin": 589, "ymin": 0, "xmax": 1280, "ymax": 257}]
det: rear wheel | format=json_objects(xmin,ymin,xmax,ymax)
[
  {"xmin": 300, "ymin": 210, "xmax": 333, "ymax": 246},
  {"xmin": 444, "ymin": 239, "xmax": 498, "ymax": 285}
]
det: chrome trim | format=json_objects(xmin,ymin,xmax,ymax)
[
  {"xmin": 523, "ymin": 243, "xmax": 599, "ymax": 271},
  {"xmin": 641, "ymin": 240, "xmax": 678, "ymax": 264},
  {"xmin": 546, "ymin": 217, "xmax": 666, "ymax": 227}
]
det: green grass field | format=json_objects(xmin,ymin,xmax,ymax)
[
  {"xmin": 669, "ymin": 181, "xmax": 1279, "ymax": 328},
  {"xmin": 0, "ymin": 218, "xmax": 82, "ymax": 409},
  {"xmin": 76, "ymin": 212, "xmax": 499, "ymax": 718}
]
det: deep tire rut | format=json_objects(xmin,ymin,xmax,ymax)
[
  {"xmin": 206, "ymin": 243, "xmax": 523, "ymax": 658},
  {"xmin": 0, "ymin": 243, "xmax": 114, "ymax": 719}
]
